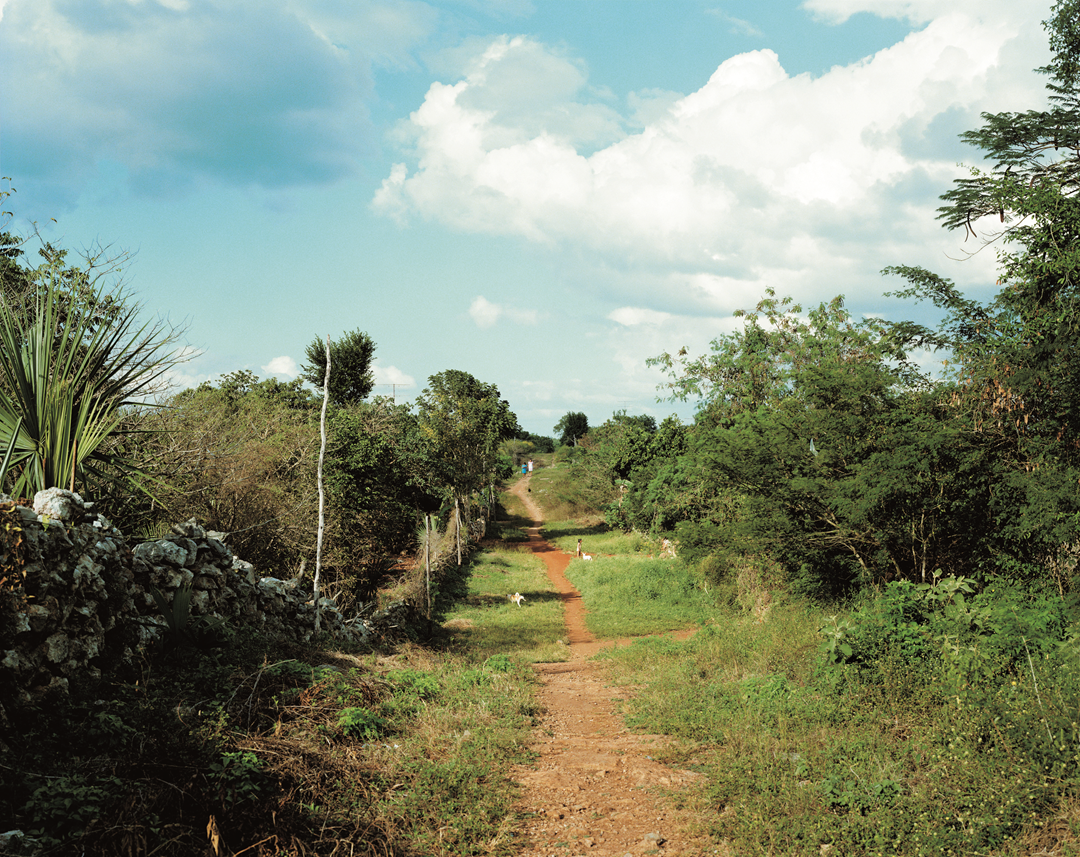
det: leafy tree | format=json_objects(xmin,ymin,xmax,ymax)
[
  {"xmin": 554, "ymin": 411, "xmax": 588, "ymax": 446},
  {"xmin": 417, "ymin": 370, "xmax": 519, "ymax": 495},
  {"xmin": 651, "ymin": 293, "xmax": 995, "ymax": 596},
  {"xmin": 516, "ymin": 430, "xmax": 554, "ymax": 454},
  {"xmin": 607, "ymin": 416, "xmax": 695, "ymax": 534},
  {"xmin": 416, "ymin": 370, "xmax": 519, "ymax": 561},
  {"xmin": 887, "ymin": 0, "xmax": 1080, "ymax": 455},
  {"xmin": 142, "ymin": 373, "xmax": 321, "ymax": 572},
  {"xmin": 301, "ymin": 328, "xmax": 375, "ymax": 407},
  {"xmin": 501, "ymin": 438, "xmax": 534, "ymax": 469},
  {"xmin": 881, "ymin": 1, "xmax": 1080, "ymax": 584},
  {"xmin": 322, "ymin": 397, "xmax": 443, "ymax": 604}
]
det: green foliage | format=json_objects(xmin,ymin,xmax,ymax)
[
  {"xmin": 337, "ymin": 706, "xmax": 387, "ymax": 740},
  {"xmin": 417, "ymin": 370, "xmax": 520, "ymax": 504},
  {"xmin": 601, "ymin": 590, "xmax": 1080, "ymax": 857},
  {"xmin": 323, "ymin": 397, "xmax": 439, "ymax": 602},
  {"xmin": 651, "ymin": 291, "xmax": 994, "ymax": 595},
  {"xmin": 484, "ymin": 653, "xmax": 514, "ymax": 673},
  {"xmin": 301, "ymin": 328, "xmax": 376, "ymax": 407},
  {"xmin": 553, "ymin": 410, "xmax": 588, "ymax": 446},
  {"xmin": 516, "ymin": 430, "xmax": 554, "ymax": 453},
  {"xmin": 382, "ymin": 668, "xmax": 441, "ymax": 717},
  {"xmin": 22, "ymin": 774, "xmax": 128, "ymax": 847},
  {"xmin": 877, "ymin": 2, "xmax": 1080, "ymax": 583},
  {"xmin": 148, "ymin": 584, "xmax": 229, "ymax": 651},
  {"xmin": 144, "ymin": 372, "xmax": 320, "ymax": 573},
  {"xmin": 0, "ymin": 254, "xmax": 185, "ymax": 502},
  {"xmin": 208, "ymin": 750, "xmax": 266, "ymax": 807},
  {"xmin": 821, "ymin": 574, "xmax": 1070, "ymax": 695}
]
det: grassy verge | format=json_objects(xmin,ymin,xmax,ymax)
[
  {"xmin": 440, "ymin": 547, "xmax": 568, "ymax": 664},
  {"xmin": 525, "ymin": 465, "xmax": 604, "ymax": 523},
  {"xmin": 564, "ymin": 553, "xmax": 717, "ymax": 638},
  {"xmin": 590, "ymin": 573, "xmax": 1080, "ymax": 856},
  {"xmin": 541, "ymin": 518, "xmax": 657, "ymax": 557},
  {"xmin": 3, "ymin": 532, "xmax": 562, "ymax": 856}
]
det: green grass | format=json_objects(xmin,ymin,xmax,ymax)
[
  {"xmin": 564, "ymin": 553, "xmax": 717, "ymax": 638},
  {"xmin": 525, "ymin": 465, "xmax": 605, "ymax": 522},
  {"xmin": 440, "ymin": 547, "xmax": 568, "ymax": 664},
  {"xmin": 490, "ymin": 482, "xmax": 532, "ymax": 542},
  {"xmin": 594, "ymin": 593, "xmax": 1080, "ymax": 856},
  {"xmin": 541, "ymin": 518, "xmax": 657, "ymax": 557}
]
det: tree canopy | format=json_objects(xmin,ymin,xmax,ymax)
[
  {"xmin": 887, "ymin": 0, "xmax": 1080, "ymax": 458},
  {"xmin": 554, "ymin": 411, "xmax": 588, "ymax": 446},
  {"xmin": 301, "ymin": 328, "xmax": 375, "ymax": 407},
  {"xmin": 416, "ymin": 370, "xmax": 520, "ymax": 501}
]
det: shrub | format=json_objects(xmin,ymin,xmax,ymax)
[{"xmin": 337, "ymin": 707, "xmax": 387, "ymax": 741}]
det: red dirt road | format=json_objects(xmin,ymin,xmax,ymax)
[{"xmin": 506, "ymin": 476, "xmax": 712, "ymax": 857}]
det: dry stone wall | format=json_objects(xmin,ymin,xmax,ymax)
[{"xmin": 0, "ymin": 488, "xmax": 369, "ymax": 706}]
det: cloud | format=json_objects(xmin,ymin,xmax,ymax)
[
  {"xmin": 373, "ymin": 5, "xmax": 1049, "ymax": 315},
  {"xmin": 704, "ymin": 8, "xmax": 764, "ymax": 37},
  {"xmin": 262, "ymin": 355, "xmax": 299, "ymax": 378},
  {"xmin": 371, "ymin": 363, "xmax": 416, "ymax": 399},
  {"xmin": 607, "ymin": 307, "xmax": 673, "ymax": 327},
  {"xmin": 469, "ymin": 295, "xmax": 539, "ymax": 328},
  {"xmin": 1, "ymin": 0, "xmax": 435, "ymax": 205}
]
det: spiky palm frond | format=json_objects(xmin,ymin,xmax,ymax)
[{"xmin": 0, "ymin": 278, "xmax": 185, "ymax": 500}]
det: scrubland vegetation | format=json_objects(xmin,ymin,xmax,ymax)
[{"xmin": 7, "ymin": 4, "xmax": 1080, "ymax": 854}]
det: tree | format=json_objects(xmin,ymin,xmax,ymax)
[
  {"xmin": 879, "ymin": 1, "xmax": 1080, "ymax": 584},
  {"xmin": 554, "ymin": 411, "xmax": 588, "ymax": 446},
  {"xmin": 142, "ymin": 373, "xmax": 321, "ymax": 573},
  {"xmin": 416, "ymin": 370, "xmax": 520, "ymax": 562},
  {"xmin": 650, "ymin": 293, "xmax": 994, "ymax": 596},
  {"xmin": 301, "ymin": 328, "xmax": 375, "ymax": 407},
  {"xmin": 323, "ymin": 397, "xmax": 441, "ymax": 604},
  {"xmin": 888, "ymin": 0, "xmax": 1080, "ymax": 455}
]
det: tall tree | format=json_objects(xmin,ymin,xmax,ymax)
[
  {"xmin": 554, "ymin": 411, "xmax": 588, "ymax": 446},
  {"xmin": 301, "ymin": 328, "xmax": 375, "ymax": 407},
  {"xmin": 416, "ymin": 370, "xmax": 519, "ymax": 561},
  {"xmin": 887, "ymin": 0, "xmax": 1080, "ymax": 457}
]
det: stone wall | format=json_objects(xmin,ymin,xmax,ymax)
[{"xmin": 0, "ymin": 489, "xmax": 368, "ymax": 706}]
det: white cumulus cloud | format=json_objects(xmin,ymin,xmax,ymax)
[
  {"xmin": 469, "ymin": 295, "xmax": 539, "ymax": 328},
  {"xmin": 374, "ymin": 4, "xmax": 1049, "ymax": 316},
  {"xmin": 263, "ymin": 356, "xmax": 299, "ymax": 378},
  {"xmin": 372, "ymin": 363, "xmax": 416, "ymax": 388}
]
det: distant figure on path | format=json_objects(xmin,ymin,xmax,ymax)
[
  {"xmin": 528, "ymin": 459, "xmax": 534, "ymax": 473},
  {"xmin": 576, "ymin": 538, "xmax": 583, "ymax": 557}
]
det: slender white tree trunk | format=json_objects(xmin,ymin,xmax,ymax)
[
  {"xmin": 314, "ymin": 336, "xmax": 331, "ymax": 634},
  {"xmin": 455, "ymin": 496, "xmax": 462, "ymax": 566}
]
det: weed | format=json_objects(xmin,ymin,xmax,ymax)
[
  {"xmin": 338, "ymin": 707, "xmax": 387, "ymax": 740},
  {"xmin": 208, "ymin": 750, "xmax": 266, "ymax": 807}
]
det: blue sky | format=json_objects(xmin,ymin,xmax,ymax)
[{"xmin": 0, "ymin": 0, "xmax": 1054, "ymax": 435}]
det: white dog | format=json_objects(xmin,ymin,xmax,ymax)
[
  {"xmin": 508, "ymin": 592, "xmax": 526, "ymax": 606},
  {"xmin": 582, "ymin": 553, "xmax": 593, "ymax": 561}
]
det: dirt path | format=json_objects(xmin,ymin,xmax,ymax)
[{"xmin": 506, "ymin": 476, "xmax": 711, "ymax": 857}]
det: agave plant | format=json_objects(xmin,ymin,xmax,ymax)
[{"xmin": 0, "ymin": 275, "xmax": 185, "ymax": 501}]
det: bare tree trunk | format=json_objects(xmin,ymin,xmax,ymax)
[
  {"xmin": 455, "ymin": 496, "xmax": 462, "ymax": 566},
  {"xmin": 314, "ymin": 336, "xmax": 331, "ymax": 634},
  {"xmin": 425, "ymin": 513, "xmax": 432, "ymax": 618}
]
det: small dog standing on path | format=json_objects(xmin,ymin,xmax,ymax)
[{"xmin": 508, "ymin": 592, "xmax": 526, "ymax": 606}]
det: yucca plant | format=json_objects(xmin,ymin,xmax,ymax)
[{"xmin": 0, "ymin": 274, "xmax": 185, "ymax": 502}]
